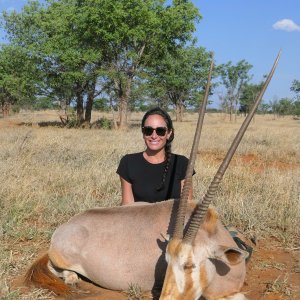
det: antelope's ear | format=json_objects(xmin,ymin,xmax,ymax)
[{"xmin": 213, "ymin": 246, "xmax": 249, "ymax": 265}]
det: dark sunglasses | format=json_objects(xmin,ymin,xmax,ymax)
[{"xmin": 142, "ymin": 126, "xmax": 168, "ymax": 137}]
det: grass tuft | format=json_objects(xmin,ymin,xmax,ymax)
[
  {"xmin": 264, "ymin": 274, "xmax": 295, "ymax": 297},
  {"xmin": 126, "ymin": 283, "xmax": 144, "ymax": 300}
]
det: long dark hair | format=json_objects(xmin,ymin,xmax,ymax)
[{"xmin": 141, "ymin": 107, "xmax": 174, "ymax": 191}]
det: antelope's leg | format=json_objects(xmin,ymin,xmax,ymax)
[{"xmin": 48, "ymin": 259, "xmax": 80, "ymax": 285}]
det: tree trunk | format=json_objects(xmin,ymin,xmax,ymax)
[
  {"xmin": 111, "ymin": 106, "xmax": 118, "ymax": 130},
  {"xmin": 229, "ymin": 103, "xmax": 233, "ymax": 122},
  {"xmin": 76, "ymin": 94, "xmax": 84, "ymax": 125},
  {"xmin": 1, "ymin": 102, "xmax": 10, "ymax": 117},
  {"xmin": 179, "ymin": 103, "xmax": 184, "ymax": 122},
  {"xmin": 119, "ymin": 96, "xmax": 128, "ymax": 129},
  {"xmin": 83, "ymin": 97, "xmax": 93, "ymax": 128},
  {"xmin": 118, "ymin": 77, "xmax": 132, "ymax": 130},
  {"xmin": 85, "ymin": 79, "xmax": 96, "ymax": 125},
  {"xmin": 76, "ymin": 83, "xmax": 84, "ymax": 125},
  {"xmin": 175, "ymin": 102, "xmax": 183, "ymax": 122}
]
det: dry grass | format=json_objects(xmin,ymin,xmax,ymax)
[
  {"xmin": 264, "ymin": 274, "xmax": 295, "ymax": 297},
  {"xmin": 126, "ymin": 283, "xmax": 145, "ymax": 300},
  {"xmin": 0, "ymin": 110, "xmax": 299, "ymax": 299}
]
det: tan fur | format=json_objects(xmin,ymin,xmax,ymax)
[
  {"xmin": 24, "ymin": 253, "xmax": 72, "ymax": 296},
  {"xmin": 202, "ymin": 207, "xmax": 219, "ymax": 235},
  {"xmin": 48, "ymin": 248, "xmax": 72, "ymax": 270},
  {"xmin": 160, "ymin": 239, "xmax": 192, "ymax": 299},
  {"xmin": 168, "ymin": 238, "xmax": 182, "ymax": 256},
  {"xmin": 25, "ymin": 201, "xmax": 247, "ymax": 298},
  {"xmin": 160, "ymin": 207, "xmax": 247, "ymax": 300},
  {"xmin": 182, "ymin": 254, "xmax": 195, "ymax": 300},
  {"xmin": 159, "ymin": 262, "xmax": 179, "ymax": 299},
  {"xmin": 200, "ymin": 264, "xmax": 208, "ymax": 292},
  {"xmin": 161, "ymin": 240, "xmax": 200, "ymax": 300}
]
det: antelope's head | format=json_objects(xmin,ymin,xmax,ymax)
[
  {"xmin": 160, "ymin": 51, "xmax": 281, "ymax": 300},
  {"xmin": 160, "ymin": 208, "xmax": 249, "ymax": 299}
]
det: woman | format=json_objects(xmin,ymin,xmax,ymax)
[{"xmin": 117, "ymin": 107, "xmax": 193, "ymax": 205}]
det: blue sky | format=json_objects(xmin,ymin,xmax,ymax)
[
  {"xmin": 192, "ymin": 0, "xmax": 300, "ymax": 105},
  {"xmin": 0, "ymin": 0, "xmax": 299, "ymax": 107}
]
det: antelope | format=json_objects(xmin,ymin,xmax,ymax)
[{"xmin": 24, "ymin": 51, "xmax": 280, "ymax": 299}]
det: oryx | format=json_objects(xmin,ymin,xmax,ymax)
[{"xmin": 25, "ymin": 51, "xmax": 280, "ymax": 299}]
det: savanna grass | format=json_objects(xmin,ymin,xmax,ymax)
[{"xmin": 0, "ymin": 110, "xmax": 299, "ymax": 298}]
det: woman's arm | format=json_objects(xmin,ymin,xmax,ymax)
[
  {"xmin": 120, "ymin": 177, "xmax": 135, "ymax": 205},
  {"xmin": 181, "ymin": 179, "xmax": 193, "ymax": 203}
]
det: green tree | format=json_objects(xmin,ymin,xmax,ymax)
[
  {"xmin": 2, "ymin": 0, "xmax": 200, "ymax": 128},
  {"xmin": 291, "ymin": 79, "xmax": 300, "ymax": 92},
  {"xmin": 0, "ymin": 44, "xmax": 37, "ymax": 116},
  {"xmin": 258, "ymin": 102, "xmax": 271, "ymax": 115},
  {"xmin": 293, "ymin": 100, "xmax": 300, "ymax": 117},
  {"xmin": 146, "ymin": 46, "xmax": 212, "ymax": 121},
  {"xmin": 239, "ymin": 82, "xmax": 264, "ymax": 115},
  {"xmin": 217, "ymin": 60, "xmax": 252, "ymax": 121},
  {"xmin": 291, "ymin": 79, "xmax": 300, "ymax": 99},
  {"xmin": 75, "ymin": 0, "xmax": 201, "ymax": 128},
  {"xmin": 277, "ymin": 98, "xmax": 294, "ymax": 116},
  {"xmin": 269, "ymin": 98, "xmax": 279, "ymax": 119},
  {"xmin": 271, "ymin": 98, "xmax": 294, "ymax": 117},
  {"xmin": 2, "ymin": 0, "xmax": 99, "ymax": 125},
  {"xmin": 290, "ymin": 80, "xmax": 300, "ymax": 117}
]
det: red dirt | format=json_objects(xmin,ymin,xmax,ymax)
[
  {"xmin": 198, "ymin": 150, "xmax": 299, "ymax": 173},
  {"xmin": 242, "ymin": 238, "xmax": 300, "ymax": 299}
]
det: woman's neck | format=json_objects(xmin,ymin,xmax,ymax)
[{"xmin": 143, "ymin": 148, "xmax": 166, "ymax": 164}]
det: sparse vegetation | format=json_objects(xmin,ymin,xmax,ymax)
[
  {"xmin": 254, "ymin": 261, "xmax": 287, "ymax": 271},
  {"xmin": 126, "ymin": 283, "xmax": 144, "ymax": 300},
  {"xmin": 0, "ymin": 110, "xmax": 299, "ymax": 299},
  {"xmin": 264, "ymin": 274, "xmax": 295, "ymax": 297}
]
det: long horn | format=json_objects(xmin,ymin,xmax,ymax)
[
  {"xmin": 183, "ymin": 50, "xmax": 281, "ymax": 244},
  {"xmin": 172, "ymin": 55, "xmax": 214, "ymax": 239}
]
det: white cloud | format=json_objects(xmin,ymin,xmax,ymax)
[{"xmin": 273, "ymin": 19, "xmax": 300, "ymax": 32}]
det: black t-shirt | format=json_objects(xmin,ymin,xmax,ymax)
[{"xmin": 117, "ymin": 152, "xmax": 190, "ymax": 203}]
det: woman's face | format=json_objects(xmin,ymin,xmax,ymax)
[{"xmin": 142, "ymin": 114, "xmax": 172, "ymax": 152}]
